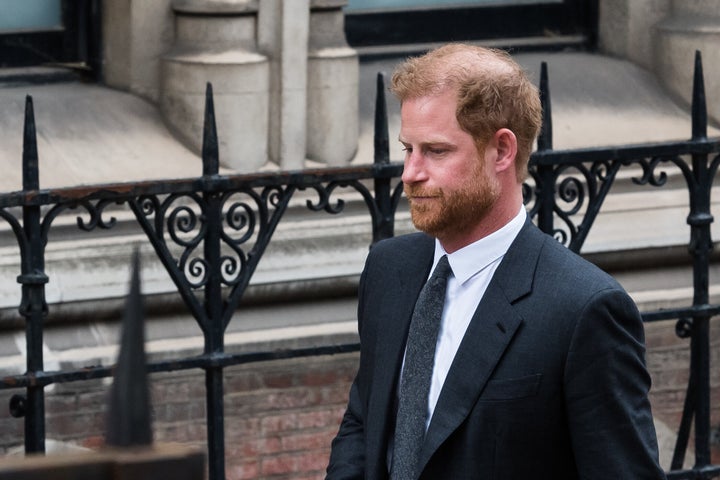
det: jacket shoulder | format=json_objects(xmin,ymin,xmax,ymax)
[
  {"xmin": 535, "ymin": 228, "xmax": 622, "ymax": 290},
  {"xmin": 367, "ymin": 232, "xmax": 433, "ymax": 263}
]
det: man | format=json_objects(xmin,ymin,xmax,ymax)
[{"xmin": 326, "ymin": 44, "xmax": 665, "ymax": 479}]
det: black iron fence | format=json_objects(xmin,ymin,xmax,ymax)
[{"xmin": 0, "ymin": 51, "xmax": 719, "ymax": 480}]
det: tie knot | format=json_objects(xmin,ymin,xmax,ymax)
[{"xmin": 431, "ymin": 255, "xmax": 452, "ymax": 281}]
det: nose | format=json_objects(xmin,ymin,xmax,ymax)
[{"xmin": 401, "ymin": 151, "xmax": 427, "ymax": 185}]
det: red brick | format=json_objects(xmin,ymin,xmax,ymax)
[
  {"xmin": 260, "ymin": 451, "xmax": 328, "ymax": 477},
  {"xmin": 280, "ymin": 431, "xmax": 333, "ymax": 453},
  {"xmin": 226, "ymin": 459, "xmax": 260, "ymax": 480}
]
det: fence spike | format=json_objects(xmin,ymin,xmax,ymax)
[
  {"xmin": 22, "ymin": 96, "xmax": 40, "ymax": 191},
  {"xmin": 374, "ymin": 72, "xmax": 390, "ymax": 165},
  {"xmin": 105, "ymin": 249, "xmax": 153, "ymax": 447},
  {"xmin": 202, "ymin": 82, "xmax": 220, "ymax": 176},
  {"xmin": 691, "ymin": 50, "xmax": 707, "ymax": 141},
  {"xmin": 537, "ymin": 62, "xmax": 553, "ymax": 151}
]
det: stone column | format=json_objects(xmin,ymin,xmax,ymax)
[
  {"xmin": 654, "ymin": 0, "xmax": 720, "ymax": 124},
  {"xmin": 598, "ymin": 0, "xmax": 671, "ymax": 71},
  {"xmin": 102, "ymin": 0, "xmax": 176, "ymax": 102},
  {"xmin": 307, "ymin": 0, "xmax": 359, "ymax": 166},
  {"xmin": 160, "ymin": 0, "xmax": 270, "ymax": 172},
  {"xmin": 258, "ymin": 0, "xmax": 310, "ymax": 170}
]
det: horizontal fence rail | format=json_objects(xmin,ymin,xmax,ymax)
[{"xmin": 0, "ymin": 51, "xmax": 719, "ymax": 479}]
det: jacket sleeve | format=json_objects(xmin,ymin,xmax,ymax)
[
  {"xmin": 326, "ymin": 381, "xmax": 366, "ymax": 479},
  {"xmin": 564, "ymin": 287, "xmax": 666, "ymax": 479},
  {"xmin": 325, "ymin": 264, "xmax": 371, "ymax": 479}
]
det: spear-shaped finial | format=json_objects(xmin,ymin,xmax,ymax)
[
  {"xmin": 202, "ymin": 82, "xmax": 219, "ymax": 176},
  {"xmin": 537, "ymin": 61, "xmax": 553, "ymax": 151},
  {"xmin": 106, "ymin": 249, "xmax": 152, "ymax": 447},
  {"xmin": 374, "ymin": 72, "xmax": 390, "ymax": 165},
  {"xmin": 23, "ymin": 96, "xmax": 40, "ymax": 191},
  {"xmin": 691, "ymin": 50, "xmax": 707, "ymax": 141}
]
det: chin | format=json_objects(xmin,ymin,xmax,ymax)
[{"xmin": 410, "ymin": 218, "xmax": 446, "ymax": 238}]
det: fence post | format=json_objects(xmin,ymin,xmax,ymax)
[
  {"xmin": 200, "ymin": 83, "xmax": 227, "ymax": 480},
  {"xmin": 687, "ymin": 49, "xmax": 713, "ymax": 468},
  {"xmin": 15, "ymin": 96, "xmax": 50, "ymax": 454}
]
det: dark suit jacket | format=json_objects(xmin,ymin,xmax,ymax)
[{"xmin": 326, "ymin": 220, "xmax": 665, "ymax": 479}]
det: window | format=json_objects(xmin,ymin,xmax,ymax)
[
  {"xmin": 344, "ymin": 0, "xmax": 597, "ymax": 52},
  {"xmin": 346, "ymin": 0, "xmax": 560, "ymax": 11},
  {"xmin": 0, "ymin": 0, "xmax": 62, "ymax": 31},
  {"xmin": 0, "ymin": 0, "xmax": 100, "ymax": 78}
]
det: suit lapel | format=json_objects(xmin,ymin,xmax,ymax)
[{"xmin": 418, "ymin": 221, "xmax": 546, "ymax": 471}]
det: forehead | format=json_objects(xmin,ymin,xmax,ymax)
[{"xmin": 399, "ymin": 90, "xmax": 465, "ymax": 142}]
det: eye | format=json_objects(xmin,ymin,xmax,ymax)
[{"xmin": 427, "ymin": 147, "xmax": 448, "ymax": 156}]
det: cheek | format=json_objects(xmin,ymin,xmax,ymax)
[{"xmin": 453, "ymin": 160, "xmax": 484, "ymax": 187}]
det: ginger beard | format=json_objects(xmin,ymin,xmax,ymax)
[{"xmin": 404, "ymin": 155, "xmax": 500, "ymax": 240}]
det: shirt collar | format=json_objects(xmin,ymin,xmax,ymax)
[{"xmin": 433, "ymin": 206, "xmax": 527, "ymax": 285}]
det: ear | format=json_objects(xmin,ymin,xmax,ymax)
[{"xmin": 491, "ymin": 128, "xmax": 517, "ymax": 174}]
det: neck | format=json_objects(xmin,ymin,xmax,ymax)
[{"xmin": 438, "ymin": 196, "xmax": 522, "ymax": 254}]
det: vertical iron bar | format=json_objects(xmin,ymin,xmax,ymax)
[
  {"xmin": 671, "ymin": 363, "xmax": 697, "ymax": 470},
  {"xmin": 201, "ymin": 83, "xmax": 226, "ymax": 480},
  {"xmin": 373, "ymin": 72, "xmax": 394, "ymax": 244},
  {"xmin": 688, "ymin": 50, "xmax": 712, "ymax": 468},
  {"xmin": 670, "ymin": 50, "xmax": 713, "ymax": 472},
  {"xmin": 536, "ymin": 62, "xmax": 555, "ymax": 236},
  {"xmin": 17, "ymin": 96, "xmax": 49, "ymax": 453}
]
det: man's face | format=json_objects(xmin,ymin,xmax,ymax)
[{"xmin": 400, "ymin": 90, "xmax": 499, "ymax": 242}]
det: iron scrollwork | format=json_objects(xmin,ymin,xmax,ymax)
[
  {"xmin": 632, "ymin": 156, "xmax": 673, "ymax": 188},
  {"xmin": 526, "ymin": 158, "xmax": 625, "ymax": 250},
  {"xmin": 131, "ymin": 187, "xmax": 292, "ymax": 292},
  {"xmin": 304, "ymin": 181, "xmax": 350, "ymax": 214},
  {"xmin": 676, "ymin": 317, "xmax": 694, "ymax": 339},
  {"xmin": 303, "ymin": 177, "xmax": 404, "ymax": 241}
]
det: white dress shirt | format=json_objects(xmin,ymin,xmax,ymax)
[{"xmin": 425, "ymin": 206, "xmax": 527, "ymax": 427}]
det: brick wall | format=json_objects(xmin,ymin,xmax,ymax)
[
  {"xmin": 645, "ymin": 317, "xmax": 720, "ymax": 467},
  {"xmin": 217, "ymin": 354, "xmax": 357, "ymax": 480},
  {"xmin": 0, "ymin": 352, "xmax": 358, "ymax": 480},
  {"xmin": 0, "ymin": 320, "xmax": 718, "ymax": 478}
]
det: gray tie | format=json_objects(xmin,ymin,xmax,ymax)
[{"xmin": 391, "ymin": 255, "xmax": 452, "ymax": 480}]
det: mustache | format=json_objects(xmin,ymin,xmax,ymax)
[{"xmin": 404, "ymin": 184, "xmax": 443, "ymax": 198}]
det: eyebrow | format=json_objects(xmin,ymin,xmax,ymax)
[
  {"xmin": 398, "ymin": 137, "xmax": 456, "ymax": 149},
  {"xmin": 398, "ymin": 135, "xmax": 453, "ymax": 144}
]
